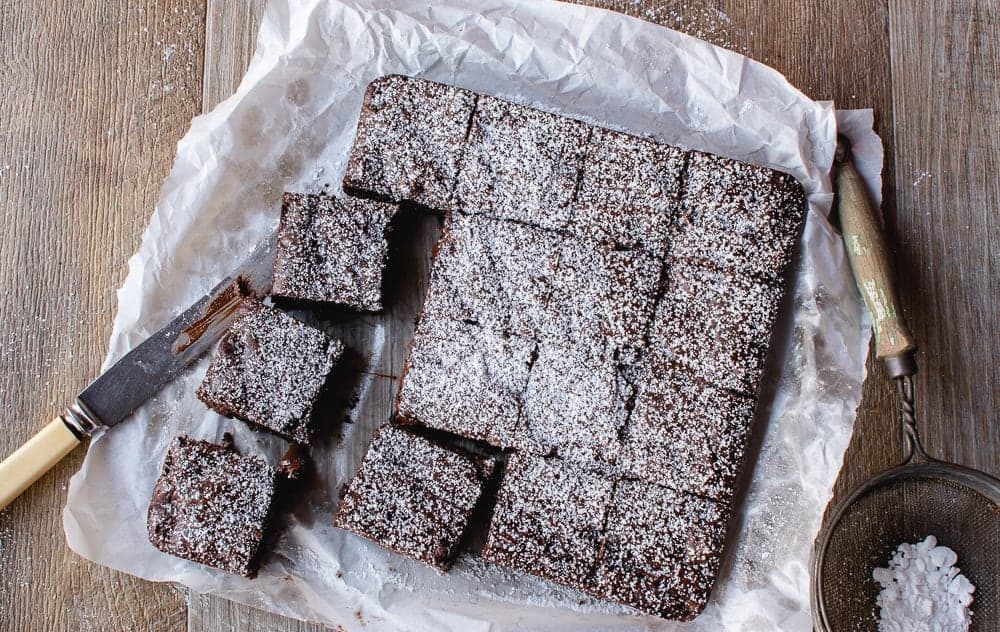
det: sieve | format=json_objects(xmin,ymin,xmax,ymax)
[{"xmin": 810, "ymin": 138, "xmax": 1000, "ymax": 630}]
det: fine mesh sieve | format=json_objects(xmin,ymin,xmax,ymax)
[
  {"xmin": 812, "ymin": 377, "xmax": 1000, "ymax": 630},
  {"xmin": 810, "ymin": 139, "xmax": 1000, "ymax": 631}
]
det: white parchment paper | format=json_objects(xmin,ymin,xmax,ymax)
[{"xmin": 64, "ymin": 1, "xmax": 882, "ymax": 629}]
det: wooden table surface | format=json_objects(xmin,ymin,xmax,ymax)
[{"xmin": 1, "ymin": 1, "xmax": 996, "ymax": 630}]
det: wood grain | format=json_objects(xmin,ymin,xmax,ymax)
[
  {"xmin": 1, "ymin": 0, "xmax": 997, "ymax": 630},
  {"xmin": 0, "ymin": 1, "xmax": 203, "ymax": 631},
  {"xmin": 886, "ymin": 0, "xmax": 999, "ymax": 474}
]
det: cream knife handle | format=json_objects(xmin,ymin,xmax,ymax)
[
  {"xmin": 0, "ymin": 417, "xmax": 81, "ymax": 510},
  {"xmin": 836, "ymin": 137, "xmax": 917, "ymax": 378}
]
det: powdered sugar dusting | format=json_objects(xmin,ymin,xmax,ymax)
[
  {"xmin": 456, "ymin": 95, "xmax": 591, "ymax": 231},
  {"xmin": 483, "ymin": 454, "xmax": 614, "ymax": 587},
  {"xmin": 196, "ymin": 301, "xmax": 344, "ymax": 443},
  {"xmin": 147, "ymin": 436, "xmax": 277, "ymax": 577},
  {"xmin": 649, "ymin": 259, "xmax": 784, "ymax": 395},
  {"xmin": 544, "ymin": 236, "xmax": 663, "ymax": 351},
  {"xmin": 334, "ymin": 426, "xmax": 490, "ymax": 570},
  {"xmin": 272, "ymin": 192, "xmax": 397, "ymax": 311},
  {"xmin": 397, "ymin": 316, "xmax": 534, "ymax": 448},
  {"xmin": 571, "ymin": 126, "xmax": 686, "ymax": 256},
  {"xmin": 421, "ymin": 213, "xmax": 562, "ymax": 337},
  {"xmin": 593, "ymin": 478, "xmax": 730, "ymax": 620},
  {"xmin": 620, "ymin": 360, "xmax": 756, "ymax": 502},
  {"xmin": 339, "ymin": 75, "xmax": 808, "ymax": 619},
  {"xmin": 521, "ymin": 340, "xmax": 632, "ymax": 465},
  {"xmin": 675, "ymin": 151, "xmax": 807, "ymax": 282},
  {"xmin": 344, "ymin": 75, "xmax": 475, "ymax": 209}
]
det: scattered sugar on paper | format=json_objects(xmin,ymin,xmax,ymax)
[{"xmin": 873, "ymin": 535, "xmax": 974, "ymax": 632}]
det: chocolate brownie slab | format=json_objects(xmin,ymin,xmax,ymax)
[
  {"xmin": 672, "ymin": 151, "xmax": 808, "ymax": 282},
  {"xmin": 455, "ymin": 95, "xmax": 590, "ymax": 230},
  {"xmin": 272, "ymin": 192, "xmax": 397, "ymax": 311},
  {"xmin": 344, "ymin": 75, "xmax": 476, "ymax": 210},
  {"xmin": 648, "ymin": 260, "xmax": 783, "ymax": 396},
  {"xmin": 147, "ymin": 435, "xmax": 278, "ymax": 577},
  {"xmin": 482, "ymin": 453, "xmax": 614, "ymax": 587},
  {"xmin": 570, "ymin": 127, "xmax": 686, "ymax": 256},
  {"xmin": 520, "ymin": 341, "xmax": 632, "ymax": 465},
  {"xmin": 543, "ymin": 235, "xmax": 663, "ymax": 350},
  {"xmin": 588, "ymin": 478, "xmax": 731, "ymax": 620},
  {"xmin": 619, "ymin": 359, "xmax": 757, "ymax": 502},
  {"xmin": 333, "ymin": 425, "xmax": 492, "ymax": 570},
  {"xmin": 196, "ymin": 300, "xmax": 343, "ymax": 444},
  {"xmin": 420, "ymin": 213, "xmax": 562, "ymax": 337},
  {"xmin": 396, "ymin": 315, "xmax": 535, "ymax": 448}
]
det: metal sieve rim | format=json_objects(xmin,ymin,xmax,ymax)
[{"xmin": 810, "ymin": 460, "xmax": 1000, "ymax": 631}]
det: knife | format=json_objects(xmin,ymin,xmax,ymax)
[{"xmin": 0, "ymin": 233, "xmax": 277, "ymax": 510}]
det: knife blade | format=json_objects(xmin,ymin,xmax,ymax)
[{"xmin": 0, "ymin": 232, "xmax": 276, "ymax": 509}]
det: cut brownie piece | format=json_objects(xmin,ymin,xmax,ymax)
[
  {"xmin": 520, "ymin": 341, "xmax": 632, "ymax": 465},
  {"xmin": 588, "ymin": 478, "xmax": 731, "ymax": 621},
  {"xmin": 649, "ymin": 260, "xmax": 783, "ymax": 395},
  {"xmin": 482, "ymin": 453, "xmax": 614, "ymax": 587},
  {"xmin": 396, "ymin": 315, "xmax": 535, "ymax": 448},
  {"xmin": 147, "ymin": 435, "xmax": 278, "ymax": 577},
  {"xmin": 672, "ymin": 151, "xmax": 808, "ymax": 282},
  {"xmin": 619, "ymin": 359, "xmax": 757, "ymax": 502},
  {"xmin": 570, "ymin": 127, "xmax": 686, "ymax": 256},
  {"xmin": 543, "ymin": 236, "xmax": 663, "ymax": 350},
  {"xmin": 272, "ymin": 192, "xmax": 397, "ymax": 311},
  {"xmin": 344, "ymin": 75, "xmax": 476, "ymax": 209},
  {"xmin": 333, "ymin": 425, "xmax": 492, "ymax": 570},
  {"xmin": 455, "ymin": 95, "xmax": 590, "ymax": 230},
  {"xmin": 420, "ymin": 213, "xmax": 563, "ymax": 337},
  {"xmin": 196, "ymin": 301, "xmax": 343, "ymax": 444}
]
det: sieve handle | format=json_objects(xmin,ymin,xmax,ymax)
[{"xmin": 835, "ymin": 136, "xmax": 917, "ymax": 378}]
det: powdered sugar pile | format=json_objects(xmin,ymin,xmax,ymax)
[{"xmin": 873, "ymin": 535, "xmax": 974, "ymax": 632}]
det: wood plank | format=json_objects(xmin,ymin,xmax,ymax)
[
  {"xmin": 0, "ymin": 1, "xmax": 205, "ymax": 630},
  {"xmin": 203, "ymin": 0, "xmax": 269, "ymax": 112},
  {"xmin": 187, "ymin": 593, "xmax": 341, "ymax": 632},
  {"xmin": 886, "ymin": 0, "xmax": 999, "ymax": 473}
]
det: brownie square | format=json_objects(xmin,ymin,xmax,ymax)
[
  {"xmin": 571, "ymin": 127, "xmax": 686, "ymax": 256},
  {"xmin": 147, "ymin": 436, "xmax": 278, "ymax": 577},
  {"xmin": 588, "ymin": 478, "xmax": 731, "ymax": 620},
  {"xmin": 196, "ymin": 301, "xmax": 344, "ymax": 444},
  {"xmin": 420, "ymin": 213, "xmax": 563, "ymax": 337},
  {"xmin": 272, "ymin": 192, "xmax": 397, "ymax": 311},
  {"xmin": 543, "ymin": 236, "xmax": 663, "ymax": 350},
  {"xmin": 648, "ymin": 260, "xmax": 783, "ymax": 395},
  {"xmin": 619, "ymin": 359, "xmax": 757, "ymax": 502},
  {"xmin": 455, "ymin": 96, "xmax": 590, "ymax": 230},
  {"xmin": 520, "ymin": 341, "xmax": 632, "ymax": 465},
  {"xmin": 396, "ymin": 315, "xmax": 535, "ymax": 448},
  {"xmin": 482, "ymin": 453, "xmax": 614, "ymax": 587},
  {"xmin": 344, "ymin": 75, "xmax": 476, "ymax": 209},
  {"xmin": 333, "ymin": 425, "xmax": 492, "ymax": 570},
  {"xmin": 672, "ymin": 151, "xmax": 808, "ymax": 282}
]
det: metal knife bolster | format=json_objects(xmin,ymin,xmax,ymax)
[
  {"xmin": 71, "ymin": 232, "xmax": 277, "ymax": 434},
  {"xmin": 62, "ymin": 402, "xmax": 102, "ymax": 439}
]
